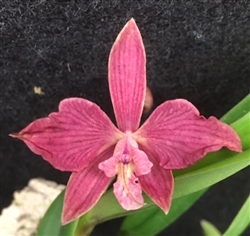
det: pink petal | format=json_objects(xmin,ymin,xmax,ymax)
[
  {"xmin": 130, "ymin": 147, "xmax": 153, "ymax": 176},
  {"xmin": 98, "ymin": 154, "xmax": 119, "ymax": 177},
  {"xmin": 138, "ymin": 146, "xmax": 174, "ymax": 213},
  {"xmin": 113, "ymin": 169, "xmax": 144, "ymax": 210},
  {"xmin": 62, "ymin": 147, "xmax": 114, "ymax": 224},
  {"xmin": 11, "ymin": 98, "xmax": 123, "ymax": 172},
  {"xmin": 135, "ymin": 99, "xmax": 242, "ymax": 169},
  {"xmin": 108, "ymin": 18, "xmax": 146, "ymax": 132}
]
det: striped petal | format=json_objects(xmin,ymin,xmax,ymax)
[
  {"xmin": 138, "ymin": 146, "xmax": 174, "ymax": 213},
  {"xmin": 11, "ymin": 98, "xmax": 123, "ymax": 172},
  {"xmin": 135, "ymin": 99, "xmax": 242, "ymax": 170},
  {"xmin": 62, "ymin": 147, "xmax": 114, "ymax": 224},
  {"xmin": 108, "ymin": 18, "xmax": 146, "ymax": 132}
]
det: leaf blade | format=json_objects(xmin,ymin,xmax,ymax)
[
  {"xmin": 36, "ymin": 190, "xmax": 78, "ymax": 236},
  {"xmin": 120, "ymin": 189, "xmax": 207, "ymax": 236},
  {"xmin": 223, "ymin": 195, "xmax": 250, "ymax": 236},
  {"xmin": 220, "ymin": 94, "xmax": 250, "ymax": 124},
  {"xmin": 173, "ymin": 149, "xmax": 250, "ymax": 199},
  {"xmin": 201, "ymin": 220, "xmax": 221, "ymax": 236}
]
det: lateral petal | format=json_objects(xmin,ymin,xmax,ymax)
[
  {"xmin": 138, "ymin": 147, "xmax": 174, "ymax": 213},
  {"xmin": 98, "ymin": 154, "xmax": 119, "ymax": 177},
  {"xmin": 131, "ymin": 148, "xmax": 153, "ymax": 176},
  {"xmin": 62, "ymin": 147, "xmax": 114, "ymax": 224},
  {"xmin": 135, "ymin": 99, "xmax": 242, "ymax": 169},
  {"xmin": 108, "ymin": 18, "xmax": 146, "ymax": 132},
  {"xmin": 11, "ymin": 98, "xmax": 123, "ymax": 171}
]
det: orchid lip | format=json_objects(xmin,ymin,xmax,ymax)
[{"xmin": 98, "ymin": 136, "xmax": 153, "ymax": 210}]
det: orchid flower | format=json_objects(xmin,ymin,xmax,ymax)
[{"xmin": 11, "ymin": 18, "xmax": 242, "ymax": 224}]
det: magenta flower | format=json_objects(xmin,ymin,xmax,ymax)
[{"xmin": 11, "ymin": 19, "xmax": 242, "ymax": 224}]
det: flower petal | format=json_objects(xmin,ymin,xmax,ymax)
[
  {"xmin": 138, "ymin": 147, "xmax": 173, "ymax": 213},
  {"xmin": 62, "ymin": 147, "xmax": 114, "ymax": 224},
  {"xmin": 99, "ymin": 136, "xmax": 151, "ymax": 211},
  {"xmin": 135, "ymin": 99, "xmax": 242, "ymax": 169},
  {"xmin": 131, "ymin": 147, "xmax": 153, "ymax": 176},
  {"xmin": 108, "ymin": 18, "xmax": 146, "ymax": 132},
  {"xmin": 11, "ymin": 98, "xmax": 123, "ymax": 171},
  {"xmin": 113, "ymin": 169, "xmax": 144, "ymax": 210},
  {"xmin": 98, "ymin": 154, "xmax": 119, "ymax": 177}
]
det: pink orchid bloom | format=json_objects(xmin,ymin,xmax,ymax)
[{"xmin": 11, "ymin": 18, "xmax": 242, "ymax": 224}]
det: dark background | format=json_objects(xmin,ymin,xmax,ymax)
[{"xmin": 1, "ymin": 0, "xmax": 249, "ymax": 235}]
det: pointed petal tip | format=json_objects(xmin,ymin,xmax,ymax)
[
  {"xmin": 231, "ymin": 137, "xmax": 242, "ymax": 153},
  {"xmin": 234, "ymin": 130, "xmax": 243, "ymax": 152},
  {"xmin": 208, "ymin": 116, "xmax": 243, "ymax": 154},
  {"xmin": 125, "ymin": 18, "xmax": 137, "ymax": 27},
  {"xmin": 61, "ymin": 211, "xmax": 77, "ymax": 225},
  {"xmin": 128, "ymin": 17, "xmax": 135, "ymax": 22},
  {"xmin": 9, "ymin": 133, "xmax": 21, "ymax": 139},
  {"xmin": 61, "ymin": 215, "xmax": 70, "ymax": 226},
  {"xmin": 163, "ymin": 206, "xmax": 170, "ymax": 215},
  {"xmin": 111, "ymin": 18, "xmax": 141, "ymax": 50},
  {"xmin": 9, "ymin": 133, "xmax": 16, "ymax": 138}
]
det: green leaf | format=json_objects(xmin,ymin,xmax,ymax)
[
  {"xmin": 60, "ymin": 219, "xmax": 79, "ymax": 236},
  {"xmin": 201, "ymin": 220, "xmax": 221, "ymax": 236},
  {"xmin": 223, "ymin": 195, "xmax": 250, "ymax": 236},
  {"xmin": 220, "ymin": 94, "xmax": 250, "ymax": 124},
  {"xmin": 36, "ymin": 190, "xmax": 78, "ymax": 236},
  {"xmin": 231, "ymin": 112, "xmax": 250, "ymax": 150},
  {"xmin": 200, "ymin": 195, "xmax": 250, "ymax": 236},
  {"xmin": 119, "ymin": 189, "xmax": 207, "ymax": 236},
  {"xmin": 75, "ymin": 190, "xmax": 150, "ymax": 236},
  {"xmin": 173, "ymin": 149, "xmax": 250, "ymax": 199}
]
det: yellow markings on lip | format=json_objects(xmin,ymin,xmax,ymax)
[{"xmin": 117, "ymin": 161, "xmax": 142, "ymax": 205}]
